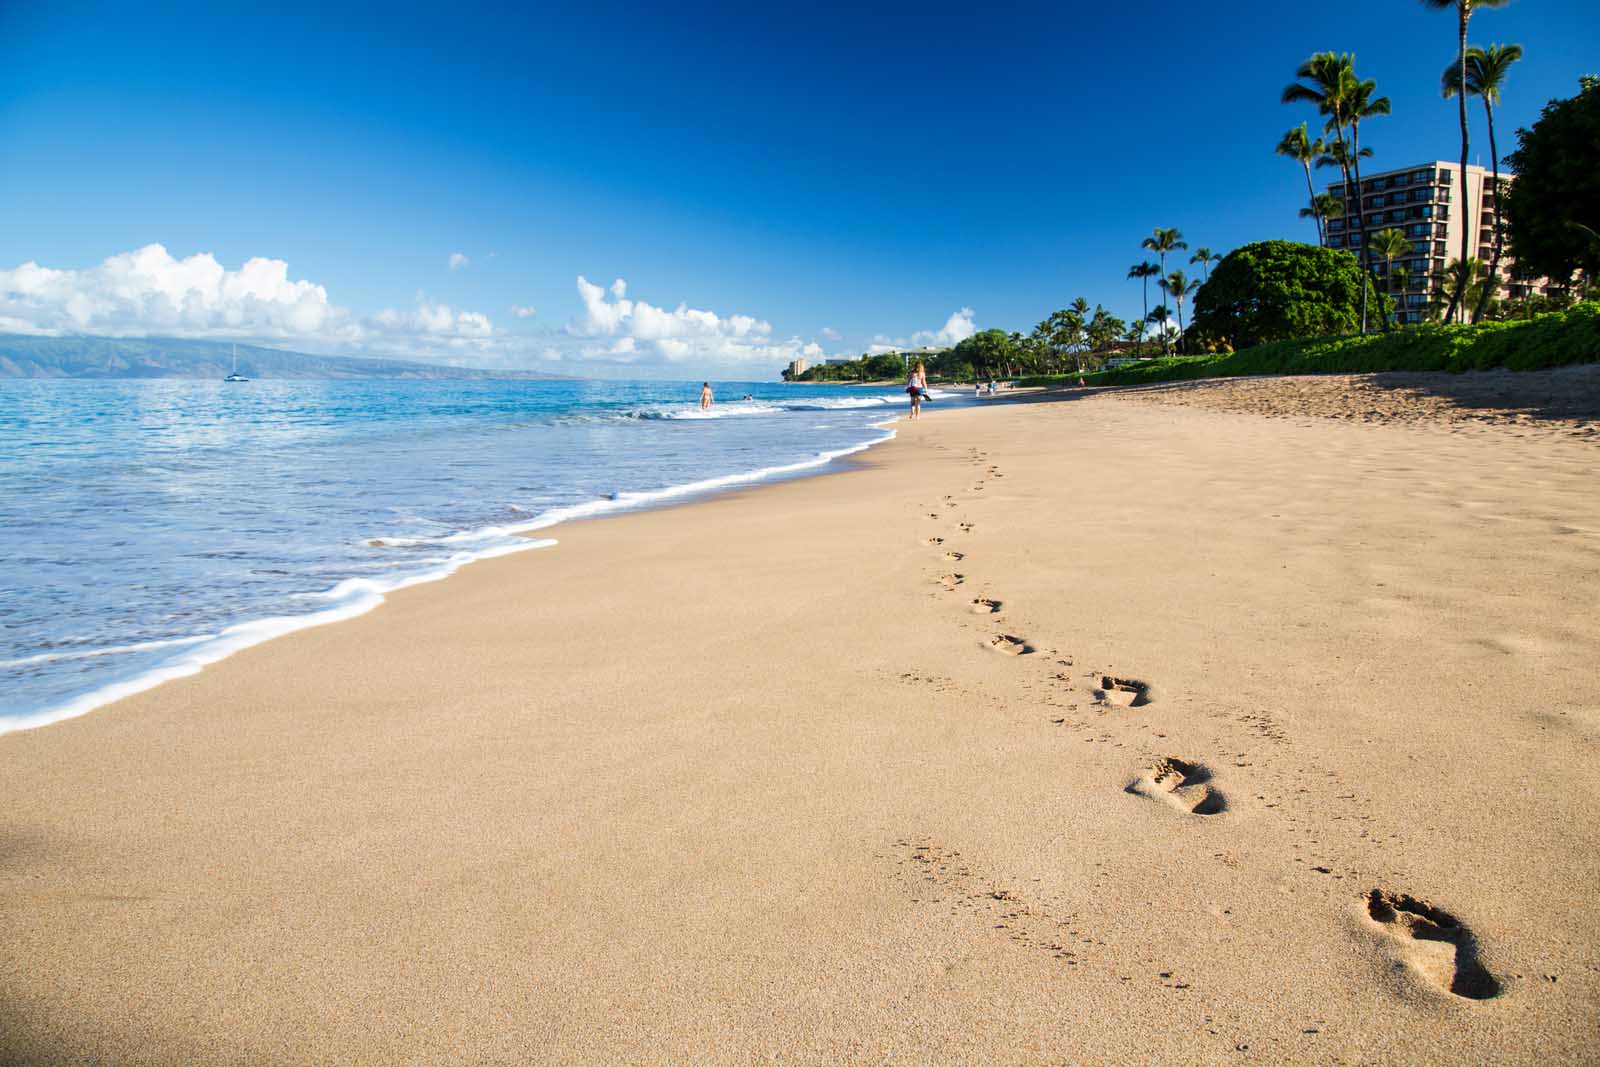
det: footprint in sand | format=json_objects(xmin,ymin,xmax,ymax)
[
  {"xmin": 970, "ymin": 598, "xmax": 1003, "ymax": 615},
  {"xmin": 925, "ymin": 536, "xmax": 945, "ymax": 546},
  {"xmin": 937, "ymin": 573, "xmax": 966, "ymax": 590},
  {"xmin": 1125, "ymin": 758, "xmax": 1226, "ymax": 816},
  {"xmin": 959, "ymin": 522, "xmax": 975, "ymax": 533},
  {"xmin": 986, "ymin": 634, "xmax": 1033, "ymax": 655},
  {"xmin": 1365, "ymin": 890, "xmax": 1502, "ymax": 1000},
  {"xmin": 943, "ymin": 551, "xmax": 965, "ymax": 562},
  {"xmin": 1096, "ymin": 676, "xmax": 1154, "ymax": 708}
]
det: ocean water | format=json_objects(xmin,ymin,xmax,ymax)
[{"xmin": 0, "ymin": 378, "xmax": 957, "ymax": 732}]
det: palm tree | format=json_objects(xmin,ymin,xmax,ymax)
[
  {"xmin": 1429, "ymin": 257, "xmax": 1489, "ymax": 321},
  {"xmin": 1369, "ymin": 227, "xmax": 1413, "ymax": 324},
  {"xmin": 1141, "ymin": 229, "xmax": 1187, "ymax": 353},
  {"xmin": 1159, "ymin": 271, "xmax": 1200, "ymax": 353},
  {"xmin": 1285, "ymin": 53, "xmax": 1389, "ymax": 334},
  {"xmin": 1127, "ymin": 261, "xmax": 1160, "ymax": 339},
  {"xmin": 1190, "ymin": 247, "xmax": 1220, "ymax": 283},
  {"xmin": 1123, "ymin": 319, "xmax": 1146, "ymax": 357},
  {"xmin": 1276, "ymin": 123, "xmax": 1327, "ymax": 240},
  {"xmin": 1146, "ymin": 306, "xmax": 1172, "ymax": 355},
  {"xmin": 1421, "ymin": 0, "xmax": 1511, "ymax": 323},
  {"xmin": 1344, "ymin": 72, "xmax": 1392, "ymax": 332},
  {"xmin": 1300, "ymin": 192, "xmax": 1346, "ymax": 231},
  {"xmin": 1444, "ymin": 42, "xmax": 1523, "ymax": 323}
]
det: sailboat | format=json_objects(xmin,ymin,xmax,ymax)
[{"xmin": 224, "ymin": 343, "xmax": 249, "ymax": 382}]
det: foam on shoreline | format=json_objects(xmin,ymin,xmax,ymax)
[{"xmin": 0, "ymin": 421, "xmax": 898, "ymax": 735}]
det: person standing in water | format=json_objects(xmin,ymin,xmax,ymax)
[
  {"xmin": 905, "ymin": 360, "xmax": 928, "ymax": 420},
  {"xmin": 699, "ymin": 382, "xmax": 713, "ymax": 410}
]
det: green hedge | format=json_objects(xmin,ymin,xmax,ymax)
[{"xmin": 1082, "ymin": 302, "xmax": 1600, "ymax": 386}]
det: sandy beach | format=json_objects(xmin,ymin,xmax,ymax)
[{"xmin": 3, "ymin": 378, "xmax": 1598, "ymax": 1065}]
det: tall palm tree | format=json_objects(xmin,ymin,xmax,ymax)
[
  {"xmin": 1127, "ymin": 261, "xmax": 1160, "ymax": 340},
  {"xmin": 1343, "ymin": 72, "xmax": 1392, "ymax": 332},
  {"xmin": 1190, "ymin": 247, "xmax": 1219, "ymax": 283},
  {"xmin": 1285, "ymin": 56, "xmax": 1359, "ymax": 316},
  {"xmin": 1444, "ymin": 42, "xmax": 1523, "ymax": 323},
  {"xmin": 1141, "ymin": 229, "xmax": 1187, "ymax": 354},
  {"xmin": 1421, "ymin": 0, "xmax": 1511, "ymax": 323},
  {"xmin": 1276, "ymin": 123, "xmax": 1327, "ymax": 240},
  {"xmin": 1159, "ymin": 270, "xmax": 1200, "ymax": 353},
  {"xmin": 1369, "ymin": 227, "xmax": 1413, "ymax": 324}
]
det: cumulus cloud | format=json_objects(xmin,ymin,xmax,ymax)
[
  {"xmin": 820, "ymin": 326, "xmax": 841, "ymax": 341},
  {"xmin": 913, "ymin": 307, "xmax": 977, "ymax": 347},
  {"xmin": 448, "ymin": 252, "xmax": 470, "ymax": 270},
  {"xmin": 568, "ymin": 275, "xmax": 810, "ymax": 367},
  {"xmin": 511, "ymin": 305, "xmax": 537, "ymax": 318},
  {"xmin": 0, "ymin": 244, "xmax": 501, "ymax": 356}
]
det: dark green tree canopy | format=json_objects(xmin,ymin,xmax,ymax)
[
  {"xmin": 949, "ymin": 328, "xmax": 1017, "ymax": 375},
  {"xmin": 1504, "ymin": 76, "xmax": 1600, "ymax": 284},
  {"xmin": 1190, "ymin": 240, "xmax": 1391, "ymax": 348}
]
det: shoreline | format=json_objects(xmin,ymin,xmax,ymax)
[
  {"xmin": 0, "ymin": 413, "xmax": 904, "ymax": 737},
  {"xmin": 3, "ymin": 386, "xmax": 1598, "ymax": 1064}
]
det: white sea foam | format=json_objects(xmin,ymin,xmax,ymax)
[
  {"xmin": 0, "ymin": 634, "xmax": 215, "ymax": 670},
  {"xmin": 2, "ymin": 417, "xmax": 901, "ymax": 736},
  {"xmin": 0, "ymin": 536, "xmax": 557, "ymax": 735}
]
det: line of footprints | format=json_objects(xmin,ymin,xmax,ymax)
[{"xmin": 917, "ymin": 446, "xmax": 1505, "ymax": 1004}]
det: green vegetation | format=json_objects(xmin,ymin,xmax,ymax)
[
  {"xmin": 1189, "ymin": 241, "xmax": 1391, "ymax": 349},
  {"xmin": 1504, "ymin": 76, "xmax": 1600, "ymax": 296},
  {"xmin": 784, "ymin": 351, "xmax": 910, "ymax": 382},
  {"xmin": 1283, "ymin": 51, "xmax": 1390, "ymax": 334},
  {"xmin": 1081, "ymin": 301, "xmax": 1599, "ymax": 386},
  {"xmin": 779, "ymin": 18, "xmax": 1593, "ymax": 386}
]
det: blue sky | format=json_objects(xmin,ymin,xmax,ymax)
[{"xmin": 0, "ymin": 1, "xmax": 1594, "ymax": 377}]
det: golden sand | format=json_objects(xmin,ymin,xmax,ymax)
[{"xmin": 3, "ymin": 382, "xmax": 1597, "ymax": 1065}]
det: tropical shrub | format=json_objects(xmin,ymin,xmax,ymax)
[
  {"xmin": 1087, "ymin": 301, "xmax": 1599, "ymax": 385},
  {"xmin": 1189, "ymin": 240, "xmax": 1391, "ymax": 350}
]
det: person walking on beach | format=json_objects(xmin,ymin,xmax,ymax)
[
  {"xmin": 699, "ymin": 382, "xmax": 713, "ymax": 410},
  {"xmin": 905, "ymin": 360, "xmax": 928, "ymax": 420}
]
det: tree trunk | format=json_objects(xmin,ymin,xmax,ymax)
[
  {"xmin": 1473, "ymin": 99, "xmax": 1503, "ymax": 324},
  {"xmin": 1141, "ymin": 278, "xmax": 1149, "ymax": 349},
  {"xmin": 1443, "ymin": 9, "xmax": 1471, "ymax": 325},
  {"xmin": 1350, "ymin": 125, "xmax": 1376, "ymax": 334},
  {"xmin": 1303, "ymin": 161, "xmax": 1322, "ymax": 243},
  {"xmin": 1176, "ymin": 300, "xmax": 1186, "ymax": 353},
  {"xmin": 1158, "ymin": 255, "xmax": 1170, "ymax": 356}
]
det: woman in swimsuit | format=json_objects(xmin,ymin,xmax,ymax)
[{"xmin": 905, "ymin": 361, "xmax": 928, "ymax": 420}]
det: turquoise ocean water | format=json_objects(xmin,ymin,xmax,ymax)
[{"xmin": 0, "ymin": 378, "xmax": 955, "ymax": 732}]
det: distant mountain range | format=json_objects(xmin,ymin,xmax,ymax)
[{"xmin": 0, "ymin": 335, "xmax": 572, "ymax": 380}]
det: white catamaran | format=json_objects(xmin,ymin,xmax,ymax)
[{"xmin": 224, "ymin": 343, "xmax": 249, "ymax": 382}]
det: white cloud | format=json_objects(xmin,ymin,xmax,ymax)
[
  {"xmin": 913, "ymin": 307, "xmax": 976, "ymax": 347},
  {"xmin": 568, "ymin": 275, "xmax": 809, "ymax": 367},
  {"xmin": 820, "ymin": 326, "xmax": 841, "ymax": 341},
  {"xmin": 0, "ymin": 244, "xmax": 502, "ymax": 357},
  {"xmin": 512, "ymin": 305, "xmax": 537, "ymax": 318},
  {"xmin": 448, "ymin": 252, "xmax": 470, "ymax": 270}
]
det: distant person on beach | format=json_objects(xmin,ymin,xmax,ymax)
[
  {"xmin": 905, "ymin": 361, "xmax": 928, "ymax": 420},
  {"xmin": 700, "ymin": 382, "xmax": 713, "ymax": 409}
]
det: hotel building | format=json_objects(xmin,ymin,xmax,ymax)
[{"xmin": 1320, "ymin": 161, "xmax": 1549, "ymax": 324}]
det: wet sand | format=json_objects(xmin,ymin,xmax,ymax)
[{"xmin": 3, "ymin": 378, "xmax": 1598, "ymax": 1065}]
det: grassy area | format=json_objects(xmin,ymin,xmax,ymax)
[
  {"xmin": 1084, "ymin": 303, "xmax": 1600, "ymax": 387},
  {"xmin": 1012, "ymin": 303, "xmax": 1599, "ymax": 388}
]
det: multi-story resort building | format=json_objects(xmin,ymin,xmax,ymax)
[{"xmin": 1320, "ymin": 160, "xmax": 1550, "ymax": 324}]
